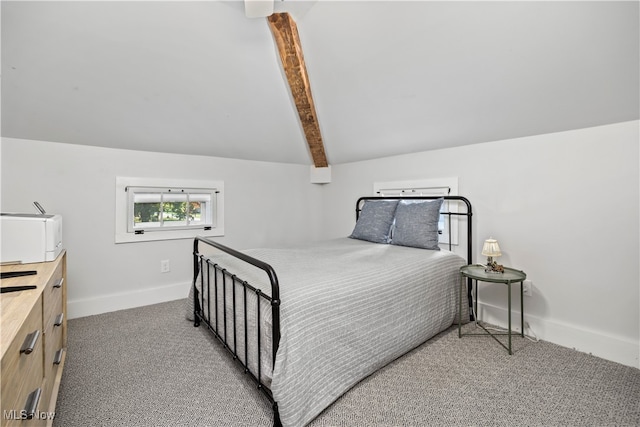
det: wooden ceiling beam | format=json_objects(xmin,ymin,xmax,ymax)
[{"xmin": 267, "ymin": 12, "xmax": 328, "ymax": 168}]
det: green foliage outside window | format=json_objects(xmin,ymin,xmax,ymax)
[
  {"xmin": 134, "ymin": 200, "xmax": 202, "ymax": 224},
  {"xmin": 134, "ymin": 202, "xmax": 160, "ymax": 224}
]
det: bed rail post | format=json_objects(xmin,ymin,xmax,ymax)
[
  {"xmin": 193, "ymin": 238, "xmax": 201, "ymax": 327},
  {"xmin": 458, "ymin": 196, "xmax": 474, "ymax": 320},
  {"xmin": 271, "ymin": 282, "xmax": 281, "ymax": 368},
  {"xmin": 273, "ymin": 402, "xmax": 282, "ymax": 427}
]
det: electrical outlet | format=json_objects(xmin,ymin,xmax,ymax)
[
  {"xmin": 523, "ymin": 280, "xmax": 533, "ymax": 297},
  {"xmin": 160, "ymin": 259, "xmax": 170, "ymax": 273}
]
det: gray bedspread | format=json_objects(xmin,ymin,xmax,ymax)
[{"xmin": 189, "ymin": 237, "xmax": 467, "ymax": 427}]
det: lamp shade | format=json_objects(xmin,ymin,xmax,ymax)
[{"xmin": 481, "ymin": 238, "xmax": 502, "ymax": 257}]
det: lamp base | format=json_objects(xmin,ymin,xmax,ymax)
[{"xmin": 485, "ymin": 261, "xmax": 505, "ymax": 273}]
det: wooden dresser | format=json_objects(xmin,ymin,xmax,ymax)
[{"xmin": 1, "ymin": 251, "xmax": 67, "ymax": 427}]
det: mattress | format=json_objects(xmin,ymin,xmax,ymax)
[{"xmin": 189, "ymin": 237, "xmax": 468, "ymax": 427}]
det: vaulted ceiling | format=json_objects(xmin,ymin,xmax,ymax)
[{"xmin": 2, "ymin": 1, "xmax": 638, "ymax": 165}]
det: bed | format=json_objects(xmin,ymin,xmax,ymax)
[{"xmin": 189, "ymin": 196, "xmax": 473, "ymax": 427}]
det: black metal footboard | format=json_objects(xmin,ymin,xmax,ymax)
[{"xmin": 192, "ymin": 236, "xmax": 282, "ymax": 426}]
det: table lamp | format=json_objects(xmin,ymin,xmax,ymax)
[{"xmin": 481, "ymin": 238, "xmax": 502, "ymax": 266}]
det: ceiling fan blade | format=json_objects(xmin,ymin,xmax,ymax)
[{"xmin": 245, "ymin": 0, "xmax": 274, "ymax": 18}]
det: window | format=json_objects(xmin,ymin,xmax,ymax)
[
  {"xmin": 127, "ymin": 187, "xmax": 217, "ymax": 233},
  {"xmin": 373, "ymin": 177, "xmax": 459, "ymax": 245},
  {"xmin": 116, "ymin": 177, "xmax": 224, "ymax": 243}
]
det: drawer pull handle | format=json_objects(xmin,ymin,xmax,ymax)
[
  {"xmin": 54, "ymin": 313, "xmax": 64, "ymax": 327},
  {"xmin": 53, "ymin": 278, "xmax": 64, "ymax": 288},
  {"xmin": 20, "ymin": 330, "xmax": 40, "ymax": 355},
  {"xmin": 23, "ymin": 388, "xmax": 42, "ymax": 419},
  {"xmin": 54, "ymin": 348, "xmax": 64, "ymax": 365}
]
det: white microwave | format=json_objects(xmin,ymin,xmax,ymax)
[{"xmin": 0, "ymin": 213, "xmax": 63, "ymax": 264}]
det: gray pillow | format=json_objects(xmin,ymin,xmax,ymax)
[
  {"xmin": 349, "ymin": 200, "xmax": 399, "ymax": 244},
  {"xmin": 391, "ymin": 198, "xmax": 443, "ymax": 250}
]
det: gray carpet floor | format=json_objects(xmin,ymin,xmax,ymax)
[{"xmin": 53, "ymin": 299, "xmax": 639, "ymax": 427}]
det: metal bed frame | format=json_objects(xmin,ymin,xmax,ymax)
[{"xmin": 192, "ymin": 196, "xmax": 473, "ymax": 427}]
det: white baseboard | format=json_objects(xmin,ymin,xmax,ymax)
[
  {"xmin": 478, "ymin": 301, "xmax": 639, "ymax": 369},
  {"xmin": 67, "ymin": 281, "xmax": 191, "ymax": 320}
]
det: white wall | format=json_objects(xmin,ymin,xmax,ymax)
[
  {"xmin": 319, "ymin": 121, "xmax": 640, "ymax": 368},
  {"xmin": 2, "ymin": 122, "xmax": 638, "ymax": 369},
  {"xmin": 0, "ymin": 138, "xmax": 322, "ymax": 318}
]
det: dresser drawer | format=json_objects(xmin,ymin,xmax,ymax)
[
  {"xmin": 1, "ymin": 298, "xmax": 44, "ymax": 427},
  {"xmin": 42, "ymin": 315, "xmax": 64, "ymax": 414},
  {"xmin": 42, "ymin": 262, "xmax": 64, "ymax": 332},
  {"xmin": 1, "ymin": 387, "xmax": 46, "ymax": 427}
]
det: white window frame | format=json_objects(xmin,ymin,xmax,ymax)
[
  {"xmin": 115, "ymin": 177, "xmax": 224, "ymax": 243},
  {"xmin": 373, "ymin": 177, "xmax": 459, "ymax": 246},
  {"xmin": 126, "ymin": 187, "xmax": 217, "ymax": 233}
]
